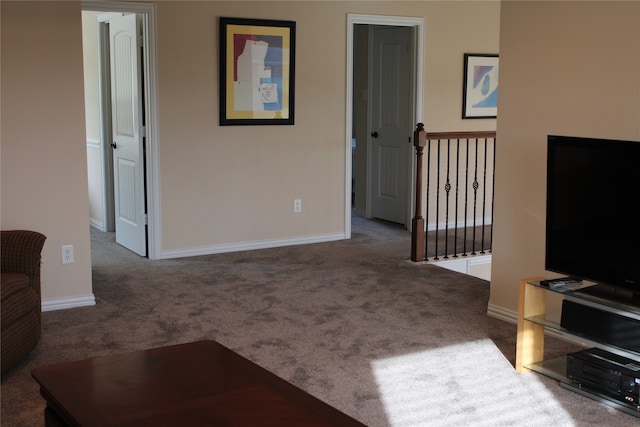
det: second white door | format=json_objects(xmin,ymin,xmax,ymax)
[{"xmin": 370, "ymin": 25, "xmax": 413, "ymax": 226}]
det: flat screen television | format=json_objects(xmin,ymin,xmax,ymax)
[{"xmin": 545, "ymin": 135, "xmax": 640, "ymax": 305}]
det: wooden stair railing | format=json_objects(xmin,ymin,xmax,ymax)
[{"xmin": 411, "ymin": 125, "xmax": 496, "ymax": 262}]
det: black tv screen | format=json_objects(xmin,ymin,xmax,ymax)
[{"xmin": 545, "ymin": 135, "xmax": 640, "ymax": 300}]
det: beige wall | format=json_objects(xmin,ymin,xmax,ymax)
[
  {"xmin": 155, "ymin": 1, "xmax": 499, "ymax": 251},
  {"xmin": 1, "ymin": 2, "xmax": 93, "ymax": 303},
  {"xmin": 1, "ymin": 0, "xmax": 500, "ymax": 306},
  {"xmin": 490, "ymin": 1, "xmax": 640, "ymax": 316},
  {"xmin": 3, "ymin": 0, "xmax": 638, "ymax": 325}
]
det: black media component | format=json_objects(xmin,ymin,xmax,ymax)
[
  {"xmin": 566, "ymin": 347, "xmax": 640, "ymax": 408},
  {"xmin": 561, "ymin": 300, "xmax": 640, "ymax": 353},
  {"xmin": 545, "ymin": 135, "xmax": 640, "ymax": 306}
]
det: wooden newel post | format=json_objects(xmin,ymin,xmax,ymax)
[{"xmin": 411, "ymin": 123, "xmax": 427, "ymax": 262}]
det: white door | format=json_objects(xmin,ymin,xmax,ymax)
[
  {"xmin": 370, "ymin": 26, "xmax": 412, "ymax": 225},
  {"xmin": 109, "ymin": 14, "xmax": 147, "ymax": 256}
]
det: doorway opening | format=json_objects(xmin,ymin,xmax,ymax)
[
  {"xmin": 346, "ymin": 14, "xmax": 424, "ymax": 238},
  {"xmin": 82, "ymin": 1, "xmax": 160, "ymax": 260}
]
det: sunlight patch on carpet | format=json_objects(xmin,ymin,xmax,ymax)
[{"xmin": 372, "ymin": 339, "xmax": 575, "ymax": 426}]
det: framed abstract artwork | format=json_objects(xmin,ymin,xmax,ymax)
[
  {"xmin": 462, "ymin": 54, "xmax": 499, "ymax": 119},
  {"xmin": 219, "ymin": 17, "xmax": 296, "ymax": 126}
]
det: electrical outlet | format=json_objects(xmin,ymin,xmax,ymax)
[
  {"xmin": 61, "ymin": 245, "xmax": 74, "ymax": 264},
  {"xmin": 293, "ymin": 199, "xmax": 302, "ymax": 213}
]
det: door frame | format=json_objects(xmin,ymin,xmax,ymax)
[
  {"xmin": 346, "ymin": 14, "xmax": 424, "ymax": 237},
  {"xmin": 82, "ymin": 0, "xmax": 161, "ymax": 260}
]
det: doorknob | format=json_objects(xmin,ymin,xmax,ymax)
[
  {"xmin": 110, "ymin": 142, "xmax": 117, "ymax": 149},
  {"xmin": 371, "ymin": 131, "xmax": 379, "ymax": 138}
]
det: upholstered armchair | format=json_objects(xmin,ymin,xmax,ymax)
[{"xmin": 1, "ymin": 230, "xmax": 46, "ymax": 374}]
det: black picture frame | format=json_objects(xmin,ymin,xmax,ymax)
[
  {"xmin": 219, "ymin": 17, "xmax": 296, "ymax": 126},
  {"xmin": 462, "ymin": 53, "xmax": 499, "ymax": 119}
]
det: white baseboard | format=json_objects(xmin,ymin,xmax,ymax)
[
  {"xmin": 432, "ymin": 254, "xmax": 492, "ymax": 281},
  {"xmin": 42, "ymin": 295, "xmax": 96, "ymax": 312},
  {"xmin": 89, "ymin": 217, "xmax": 104, "ymax": 231},
  {"xmin": 487, "ymin": 302, "xmax": 517, "ymax": 324},
  {"xmin": 160, "ymin": 232, "xmax": 347, "ymax": 260}
]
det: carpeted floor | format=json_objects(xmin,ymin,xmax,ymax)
[{"xmin": 1, "ymin": 216, "xmax": 636, "ymax": 426}]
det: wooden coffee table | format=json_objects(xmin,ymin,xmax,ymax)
[{"xmin": 31, "ymin": 340, "xmax": 366, "ymax": 426}]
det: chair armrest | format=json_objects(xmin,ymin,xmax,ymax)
[{"xmin": 1, "ymin": 230, "xmax": 47, "ymax": 280}]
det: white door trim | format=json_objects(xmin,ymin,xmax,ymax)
[
  {"xmin": 346, "ymin": 14, "xmax": 424, "ymax": 238},
  {"xmin": 82, "ymin": 0, "xmax": 161, "ymax": 260}
]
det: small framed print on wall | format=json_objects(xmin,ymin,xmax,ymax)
[
  {"xmin": 219, "ymin": 17, "xmax": 296, "ymax": 126},
  {"xmin": 462, "ymin": 54, "xmax": 499, "ymax": 119}
]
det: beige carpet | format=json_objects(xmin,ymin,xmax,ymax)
[{"xmin": 1, "ymin": 216, "xmax": 636, "ymax": 426}]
